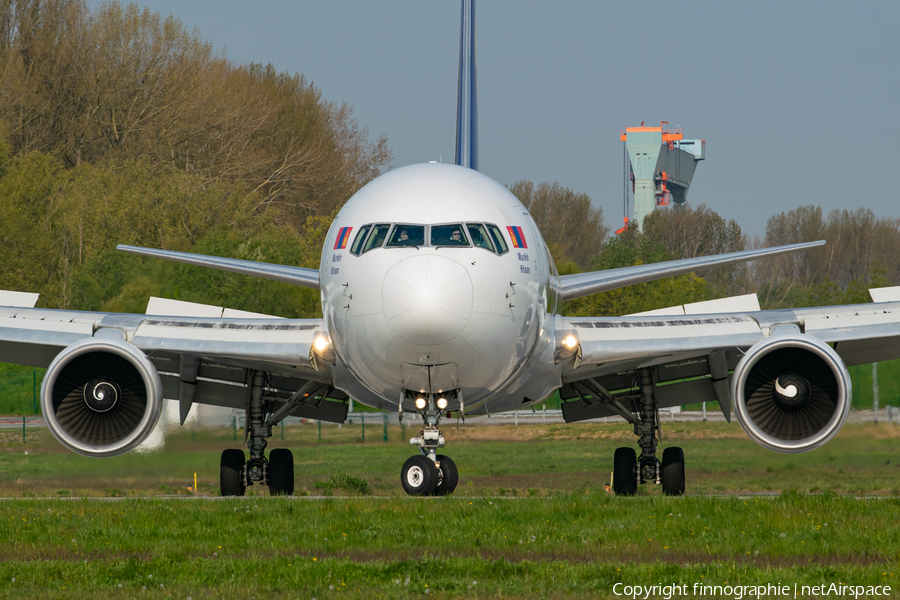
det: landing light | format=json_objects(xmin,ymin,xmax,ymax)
[
  {"xmin": 562, "ymin": 335, "xmax": 578, "ymax": 349},
  {"xmin": 415, "ymin": 397, "xmax": 427, "ymax": 410},
  {"xmin": 314, "ymin": 336, "xmax": 330, "ymax": 352},
  {"xmin": 436, "ymin": 397, "xmax": 448, "ymax": 410}
]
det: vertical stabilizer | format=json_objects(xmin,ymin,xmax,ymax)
[{"xmin": 455, "ymin": 0, "xmax": 478, "ymax": 170}]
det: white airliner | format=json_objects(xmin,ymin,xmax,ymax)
[{"xmin": 2, "ymin": 1, "xmax": 900, "ymax": 497}]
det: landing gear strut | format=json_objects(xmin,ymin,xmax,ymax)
[
  {"xmin": 611, "ymin": 368, "xmax": 685, "ymax": 496},
  {"xmin": 220, "ymin": 371, "xmax": 295, "ymax": 497},
  {"xmin": 400, "ymin": 393, "xmax": 459, "ymax": 496}
]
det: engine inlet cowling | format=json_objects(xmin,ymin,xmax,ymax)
[
  {"xmin": 731, "ymin": 333, "xmax": 851, "ymax": 454},
  {"xmin": 41, "ymin": 337, "xmax": 163, "ymax": 458}
]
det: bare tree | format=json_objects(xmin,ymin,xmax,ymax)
[
  {"xmin": 749, "ymin": 205, "xmax": 900, "ymax": 307},
  {"xmin": 509, "ymin": 180, "xmax": 608, "ymax": 270},
  {"xmin": 639, "ymin": 204, "xmax": 745, "ymax": 294}
]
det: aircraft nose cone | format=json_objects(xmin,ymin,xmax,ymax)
[{"xmin": 382, "ymin": 255, "xmax": 473, "ymax": 345}]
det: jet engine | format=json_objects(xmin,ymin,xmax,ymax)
[
  {"xmin": 731, "ymin": 333, "xmax": 851, "ymax": 454},
  {"xmin": 41, "ymin": 337, "xmax": 163, "ymax": 458}
]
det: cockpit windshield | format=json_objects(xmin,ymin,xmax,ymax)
[
  {"xmin": 431, "ymin": 224, "xmax": 469, "ymax": 247},
  {"xmin": 349, "ymin": 224, "xmax": 372, "ymax": 255},
  {"xmin": 349, "ymin": 222, "xmax": 509, "ymax": 255},
  {"xmin": 387, "ymin": 225, "xmax": 425, "ymax": 247},
  {"xmin": 486, "ymin": 224, "xmax": 508, "ymax": 254},
  {"xmin": 466, "ymin": 223, "xmax": 493, "ymax": 251},
  {"xmin": 361, "ymin": 223, "xmax": 391, "ymax": 253}
]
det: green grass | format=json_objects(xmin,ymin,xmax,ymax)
[
  {"xmin": 849, "ymin": 360, "xmax": 900, "ymax": 409},
  {"xmin": 3, "ymin": 421, "xmax": 900, "ymax": 597},
  {"xmin": 0, "ymin": 495, "xmax": 898, "ymax": 598},
  {"xmin": 0, "ymin": 363, "xmax": 43, "ymax": 416},
  {"xmin": 3, "ymin": 420, "xmax": 900, "ymax": 497}
]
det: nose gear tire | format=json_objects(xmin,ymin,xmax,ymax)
[
  {"xmin": 401, "ymin": 455, "xmax": 439, "ymax": 496},
  {"xmin": 433, "ymin": 455, "xmax": 459, "ymax": 496}
]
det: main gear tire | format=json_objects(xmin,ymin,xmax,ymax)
[
  {"xmin": 268, "ymin": 448, "xmax": 295, "ymax": 496},
  {"xmin": 613, "ymin": 447, "xmax": 637, "ymax": 496},
  {"xmin": 661, "ymin": 446, "xmax": 685, "ymax": 496},
  {"xmin": 220, "ymin": 449, "xmax": 246, "ymax": 497}
]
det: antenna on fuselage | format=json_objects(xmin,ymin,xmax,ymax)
[{"xmin": 454, "ymin": 0, "xmax": 478, "ymax": 170}]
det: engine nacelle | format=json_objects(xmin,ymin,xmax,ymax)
[
  {"xmin": 41, "ymin": 337, "xmax": 163, "ymax": 458},
  {"xmin": 731, "ymin": 333, "xmax": 852, "ymax": 454}
]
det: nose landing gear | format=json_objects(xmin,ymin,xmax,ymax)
[{"xmin": 400, "ymin": 393, "xmax": 459, "ymax": 496}]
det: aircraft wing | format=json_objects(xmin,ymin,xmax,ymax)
[
  {"xmin": 0, "ymin": 304, "xmax": 346, "ymax": 425},
  {"xmin": 556, "ymin": 241, "xmax": 824, "ymax": 301},
  {"xmin": 558, "ymin": 300, "xmax": 900, "ymax": 424},
  {"xmin": 116, "ymin": 245, "xmax": 320, "ymax": 289}
]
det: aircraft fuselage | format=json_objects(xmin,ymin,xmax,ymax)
[{"xmin": 320, "ymin": 163, "xmax": 566, "ymax": 414}]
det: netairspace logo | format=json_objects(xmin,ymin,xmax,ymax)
[{"xmin": 612, "ymin": 582, "xmax": 893, "ymax": 600}]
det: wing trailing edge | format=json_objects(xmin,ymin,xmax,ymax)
[
  {"xmin": 117, "ymin": 245, "xmax": 320, "ymax": 290},
  {"xmin": 556, "ymin": 240, "xmax": 825, "ymax": 301}
]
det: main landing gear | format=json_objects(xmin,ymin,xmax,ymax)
[
  {"xmin": 220, "ymin": 371, "xmax": 295, "ymax": 497},
  {"xmin": 610, "ymin": 368, "xmax": 685, "ymax": 496},
  {"xmin": 400, "ymin": 394, "xmax": 459, "ymax": 496}
]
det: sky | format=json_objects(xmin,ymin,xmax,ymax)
[{"xmin": 88, "ymin": 0, "xmax": 900, "ymax": 237}]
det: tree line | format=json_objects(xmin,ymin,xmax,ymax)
[
  {"xmin": 2, "ymin": 1, "xmax": 898, "ymax": 321},
  {"xmin": 543, "ymin": 199, "xmax": 900, "ymax": 317},
  {"xmin": 0, "ymin": 0, "xmax": 390, "ymax": 316}
]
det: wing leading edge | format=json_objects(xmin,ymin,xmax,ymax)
[
  {"xmin": 556, "ymin": 241, "xmax": 825, "ymax": 301},
  {"xmin": 116, "ymin": 245, "xmax": 320, "ymax": 290}
]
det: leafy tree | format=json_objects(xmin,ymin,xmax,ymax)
[{"xmin": 0, "ymin": 151, "xmax": 64, "ymax": 303}]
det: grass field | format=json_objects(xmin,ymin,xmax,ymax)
[
  {"xmin": 0, "ymin": 494, "xmax": 898, "ymax": 598},
  {"xmin": 3, "ymin": 420, "xmax": 900, "ymax": 498},
  {"xmin": 2, "ymin": 421, "xmax": 900, "ymax": 598}
]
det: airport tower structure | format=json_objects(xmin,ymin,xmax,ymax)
[{"xmin": 619, "ymin": 123, "xmax": 705, "ymax": 233}]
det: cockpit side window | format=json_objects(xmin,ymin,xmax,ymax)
[
  {"xmin": 431, "ymin": 224, "xmax": 470, "ymax": 247},
  {"xmin": 486, "ymin": 224, "xmax": 509, "ymax": 254},
  {"xmin": 349, "ymin": 224, "xmax": 372, "ymax": 256},
  {"xmin": 362, "ymin": 223, "xmax": 391, "ymax": 253},
  {"xmin": 386, "ymin": 224, "xmax": 425, "ymax": 248},
  {"xmin": 466, "ymin": 223, "xmax": 494, "ymax": 251}
]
